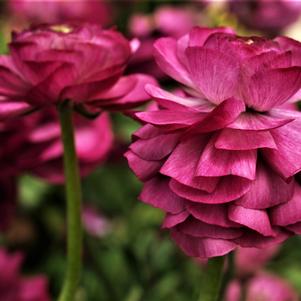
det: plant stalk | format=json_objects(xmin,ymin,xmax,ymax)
[
  {"xmin": 198, "ymin": 256, "xmax": 225, "ymax": 301},
  {"xmin": 58, "ymin": 102, "xmax": 82, "ymax": 301}
]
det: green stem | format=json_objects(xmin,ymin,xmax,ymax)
[
  {"xmin": 218, "ymin": 252, "xmax": 235, "ymax": 301},
  {"xmin": 198, "ymin": 256, "xmax": 225, "ymax": 301},
  {"xmin": 58, "ymin": 102, "xmax": 82, "ymax": 301}
]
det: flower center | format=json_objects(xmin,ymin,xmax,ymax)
[
  {"xmin": 51, "ymin": 25, "xmax": 73, "ymax": 34},
  {"xmin": 245, "ymin": 39, "xmax": 254, "ymax": 45}
]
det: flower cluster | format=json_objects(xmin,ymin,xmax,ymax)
[
  {"xmin": 0, "ymin": 248, "xmax": 50, "ymax": 301},
  {"xmin": 126, "ymin": 27, "xmax": 301, "ymax": 258}
]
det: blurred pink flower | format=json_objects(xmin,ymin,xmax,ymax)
[
  {"xmin": 22, "ymin": 110, "xmax": 114, "ymax": 183},
  {"xmin": 126, "ymin": 27, "xmax": 301, "ymax": 258},
  {"xmin": 226, "ymin": 280, "xmax": 241, "ymax": 301},
  {"xmin": 226, "ymin": 274, "xmax": 298, "ymax": 301},
  {"xmin": 0, "ymin": 24, "xmax": 156, "ymax": 118},
  {"xmin": 229, "ymin": 0, "xmax": 301, "ymax": 36},
  {"xmin": 0, "ymin": 107, "xmax": 114, "ymax": 184},
  {"xmin": 82, "ymin": 206, "xmax": 111, "ymax": 238},
  {"xmin": 128, "ymin": 5, "xmax": 201, "ymax": 79},
  {"xmin": 9, "ymin": 0, "xmax": 111, "ymax": 26},
  {"xmin": 246, "ymin": 274, "xmax": 298, "ymax": 301},
  {"xmin": 235, "ymin": 245, "xmax": 279, "ymax": 276},
  {"xmin": 0, "ymin": 248, "xmax": 50, "ymax": 301}
]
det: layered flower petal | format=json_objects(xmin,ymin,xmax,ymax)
[
  {"xmin": 186, "ymin": 47, "xmax": 239, "ymax": 104},
  {"xmin": 171, "ymin": 230, "xmax": 237, "ymax": 258},
  {"xmin": 140, "ymin": 177, "xmax": 185, "ymax": 213}
]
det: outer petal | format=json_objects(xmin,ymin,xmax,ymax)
[
  {"xmin": 145, "ymin": 84, "xmax": 212, "ymax": 110},
  {"xmin": 0, "ymin": 101, "xmax": 33, "ymax": 119},
  {"xmin": 171, "ymin": 230, "xmax": 237, "ymax": 258},
  {"xmin": 133, "ymin": 124, "xmax": 162, "ymax": 140},
  {"xmin": 176, "ymin": 218, "xmax": 243, "ymax": 239},
  {"xmin": 236, "ymin": 164, "xmax": 295, "ymax": 209},
  {"xmin": 243, "ymin": 67, "xmax": 301, "ymax": 111},
  {"xmin": 154, "ymin": 37, "xmax": 192, "ymax": 86},
  {"xmin": 129, "ymin": 132, "xmax": 180, "ymax": 160},
  {"xmin": 234, "ymin": 228, "xmax": 289, "ymax": 248},
  {"xmin": 186, "ymin": 202, "xmax": 239, "ymax": 228},
  {"xmin": 228, "ymin": 205, "xmax": 276, "ymax": 237},
  {"xmin": 228, "ymin": 112, "xmax": 294, "ymax": 131},
  {"xmin": 187, "ymin": 98, "xmax": 245, "ymax": 134},
  {"xmin": 0, "ymin": 65, "xmax": 29, "ymax": 97},
  {"xmin": 263, "ymin": 118, "xmax": 301, "ymax": 178},
  {"xmin": 135, "ymin": 110, "xmax": 203, "ymax": 126},
  {"xmin": 124, "ymin": 150, "xmax": 162, "ymax": 181},
  {"xmin": 162, "ymin": 211, "xmax": 190, "ymax": 228},
  {"xmin": 170, "ymin": 176, "xmax": 251, "ymax": 204},
  {"xmin": 94, "ymin": 74, "xmax": 157, "ymax": 109},
  {"xmin": 185, "ymin": 47, "xmax": 240, "ymax": 104},
  {"xmin": 160, "ymin": 135, "xmax": 220, "ymax": 192},
  {"xmin": 270, "ymin": 185, "xmax": 301, "ymax": 226},
  {"xmin": 188, "ymin": 27, "xmax": 235, "ymax": 47},
  {"xmin": 140, "ymin": 177, "xmax": 185, "ymax": 213},
  {"xmin": 215, "ymin": 129, "xmax": 277, "ymax": 150},
  {"xmin": 197, "ymin": 136, "xmax": 257, "ymax": 180},
  {"xmin": 27, "ymin": 63, "xmax": 77, "ymax": 104}
]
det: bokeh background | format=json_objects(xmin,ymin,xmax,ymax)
[{"xmin": 1, "ymin": 1, "xmax": 301, "ymax": 300}]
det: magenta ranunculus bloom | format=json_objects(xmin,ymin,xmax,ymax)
[
  {"xmin": 82, "ymin": 206, "xmax": 111, "ymax": 238},
  {"xmin": 246, "ymin": 274, "xmax": 298, "ymax": 301},
  {"xmin": 125, "ymin": 27, "xmax": 301, "ymax": 258},
  {"xmin": 0, "ymin": 178, "xmax": 16, "ymax": 231},
  {"xmin": 229, "ymin": 0, "xmax": 301, "ymax": 36},
  {"xmin": 21, "ymin": 109, "xmax": 114, "ymax": 183},
  {"xmin": 9, "ymin": 0, "xmax": 112, "ymax": 26},
  {"xmin": 235, "ymin": 245, "xmax": 279, "ymax": 276},
  {"xmin": 0, "ymin": 24, "xmax": 156, "ymax": 118},
  {"xmin": 0, "ymin": 248, "xmax": 50, "ymax": 301},
  {"xmin": 226, "ymin": 274, "xmax": 298, "ymax": 301}
]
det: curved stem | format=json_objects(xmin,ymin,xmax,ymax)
[
  {"xmin": 218, "ymin": 252, "xmax": 235, "ymax": 301},
  {"xmin": 198, "ymin": 256, "xmax": 225, "ymax": 301},
  {"xmin": 58, "ymin": 102, "xmax": 82, "ymax": 301}
]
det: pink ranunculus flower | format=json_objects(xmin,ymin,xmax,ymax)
[
  {"xmin": 0, "ymin": 177, "xmax": 17, "ymax": 231},
  {"xmin": 125, "ymin": 27, "xmax": 301, "ymax": 258},
  {"xmin": 0, "ymin": 248, "xmax": 50, "ymax": 301},
  {"xmin": 235, "ymin": 245, "xmax": 279, "ymax": 276},
  {"xmin": 20, "ymin": 109, "xmax": 114, "ymax": 183},
  {"xmin": 229, "ymin": 0, "xmax": 301, "ymax": 36},
  {"xmin": 9, "ymin": 0, "xmax": 112, "ymax": 26},
  {"xmin": 82, "ymin": 205, "xmax": 111, "ymax": 238},
  {"xmin": 246, "ymin": 274, "xmax": 298, "ymax": 301},
  {"xmin": 226, "ymin": 274, "xmax": 298, "ymax": 301},
  {"xmin": 0, "ymin": 24, "xmax": 156, "ymax": 118}
]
